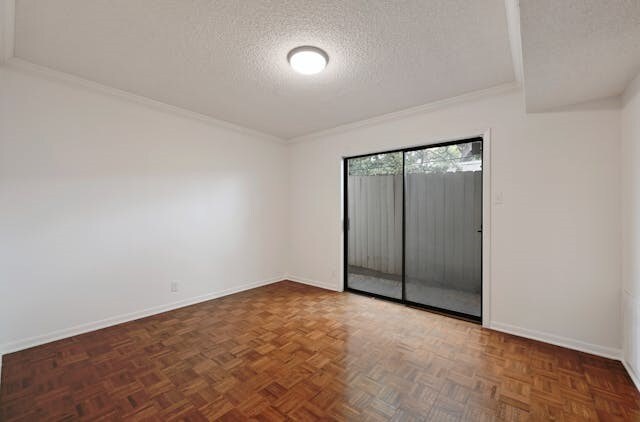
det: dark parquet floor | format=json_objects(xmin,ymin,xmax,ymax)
[{"xmin": 1, "ymin": 281, "xmax": 639, "ymax": 421}]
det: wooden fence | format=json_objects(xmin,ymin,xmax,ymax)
[{"xmin": 347, "ymin": 171, "xmax": 482, "ymax": 292}]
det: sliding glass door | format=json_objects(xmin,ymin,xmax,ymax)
[{"xmin": 344, "ymin": 138, "xmax": 483, "ymax": 321}]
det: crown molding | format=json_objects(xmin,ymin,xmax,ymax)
[
  {"xmin": 5, "ymin": 56, "xmax": 520, "ymax": 146},
  {"xmin": 287, "ymin": 82, "xmax": 520, "ymax": 144},
  {"xmin": 0, "ymin": 0, "xmax": 15, "ymax": 62},
  {"xmin": 3, "ymin": 57, "xmax": 286, "ymax": 145}
]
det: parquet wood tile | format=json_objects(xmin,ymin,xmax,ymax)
[{"xmin": 1, "ymin": 281, "xmax": 639, "ymax": 421}]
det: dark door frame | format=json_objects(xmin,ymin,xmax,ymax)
[{"xmin": 343, "ymin": 136, "xmax": 484, "ymax": 323}]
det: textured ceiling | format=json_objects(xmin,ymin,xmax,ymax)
[
  {"xmin": 14, "ymin": 0, "xmax": 514, "ymax": 139},
  {"xmin": 520, "ymin": 0, "xmax": 640, "ymax": 112}
]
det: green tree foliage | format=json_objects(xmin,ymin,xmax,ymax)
[{"xmin": 348, "ymin": 142, "xmax": 481, "ymax": 176}]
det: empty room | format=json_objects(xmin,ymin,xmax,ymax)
[{"xmin": 1, "ymin": 0, "xmax": 640, "ymax": 420}]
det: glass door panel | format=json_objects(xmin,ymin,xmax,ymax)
[
  {"xmin": 346, "ymin": 152, "xmax": 403, "ymax": 299},
  {"xmin": 404, "ymin": 140, "xmax": 482, "ymax": 318}
]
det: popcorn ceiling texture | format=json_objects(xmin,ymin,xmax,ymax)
[
  {"xmin": 13, "ymin": 0, "xmax": 514, "ymax": 139},
  {"xmin": 520, "ymin": 0, "xmax": 640, "ymax": 112}
]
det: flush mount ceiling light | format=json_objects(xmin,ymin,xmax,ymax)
[{"xmin": 287, "ymin": 46, "xmax": 328, "ymax": 75}]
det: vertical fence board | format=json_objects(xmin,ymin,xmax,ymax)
[{"xmin": 348, "ymin": 171, "xmax": 481, "ymax": 291}]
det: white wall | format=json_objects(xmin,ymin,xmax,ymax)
[
  {"xmin": 0, "ymin": 63, "xmax": 625, "ymax": 363},
  {"xmin": 288, "ymin": 88, "xmax": 622, "ymax": 356},
  {"xmin": 0, "ymin": 66, "xmax": 289, "ymax": 353},
  {"xmin": 622, "ymin": 73, "xmax": 640, "ymax": 386}
]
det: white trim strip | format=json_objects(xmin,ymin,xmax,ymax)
[
  {"xmin": 490, "ymin": 321, "xmax": 621, "ymax": 360},
  {"xmin": 622, "ymin": 71, "xmax": 640, "ymax": 106},
  {"xmin": 622, "ymin": 360, "xmax": 640, "ymax": 392},
  {"xmin": 2, "ymin": 59, "xmax": 520, "ymax": 145},
  {"xmin": 286, "ymin": 275, "xmax": 341, "ymax": 292},
  {"xmin": 287, "ymin": 82, "xmax": 519, "ymax": 144},
  {"xmin": 0, "ymin": 276, "xmax": 284, "ymax": 355},
  {"xmin": 2, "ymin": 57, "xmax": 285, "ymax": 145}
]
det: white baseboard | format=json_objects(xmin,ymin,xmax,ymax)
[
  {"xmin": 623, "ymin": 360, "xmax": 640, "ymax": 392},
  {"xmin": 3, "ymin": 278, "xmax": 634, "ymax": 392},
  {"xmin": 286, "ymin": 275, "xmax": 342, "ymax": 292},
  {"xmin": 0, "ymin": 276, "xmax": 284, "ymax": 355},
  {"xmin": 489, "ymin": 321, "xmax": 621, "ymax": 360}
]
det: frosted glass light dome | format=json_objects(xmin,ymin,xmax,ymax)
[{"xmin": 287, "ymin": 46, "xmax": 328, "ymax": 75}]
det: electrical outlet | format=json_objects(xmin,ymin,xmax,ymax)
[{"xmin": 170, "ymin": 281, "xmax": 179, "ymax": 292}]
